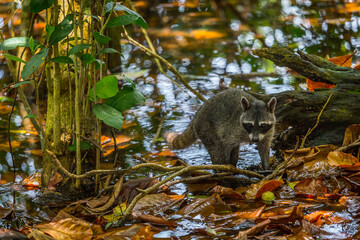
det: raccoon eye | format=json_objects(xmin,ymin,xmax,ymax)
[
  {"xmin": 259, "ymin": 123, "xmax": 272, "ymax": 133},
  {"xmin": 243, "ymin": 123, "xmax": 253, "ymax": 133}
]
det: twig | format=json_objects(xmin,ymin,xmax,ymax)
[
  {"xmin": 47, "ymin": 149, "xmax": 264, "ymax": 179},
  {"xmin": 264, "ymin": 137, "xmax": 300, "ymax": 180},
  {"xmin": 335, "ymin": 137, "xmax": 360, "ymax": 152},
  {"xmin": 81, "ymin": 135, "xmax": 107, "ymax": 153},
  {"xmin": 121, "ymin": 26, "xmax": 206, "ymax": 102},
  {"xmin": 163, "ymin": 172, "xmax": 233, "ymax": 188},
  {"xmin": 300, "ymin": 92, "xmax": 334, "ymax": 148},
  {"xmin": 150, "ymin": 115, "xmax": 165, "ymax": 148}
]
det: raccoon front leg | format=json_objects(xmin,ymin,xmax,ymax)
[
  {"xmin": 229, "ymin": 144, "xmax": 240, "ymax": 167},
  {"xmin": 256, "ymin": 136, "xmax": 272, "ymax": 170}
]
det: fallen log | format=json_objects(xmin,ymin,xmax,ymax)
[{"xmin": 250, "ymin": 47, "xmax": 360, "ymax": 148}]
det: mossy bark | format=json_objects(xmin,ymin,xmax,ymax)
[{"xmin": 251, "ymin": 47, "xmax": 360, "ymax": 148}]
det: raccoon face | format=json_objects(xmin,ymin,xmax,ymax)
[{"xmin": 240, "ymin": 97, "xmax": 276, "ymax": 142}]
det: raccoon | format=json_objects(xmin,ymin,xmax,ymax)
[{"xmin": 164, "ymin": 89, "xmax": 277, "ymax": 170}]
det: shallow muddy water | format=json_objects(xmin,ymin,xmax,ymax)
[{"xmin": 0, "ymin": 0, "xmax": 359, "ymax": 228}]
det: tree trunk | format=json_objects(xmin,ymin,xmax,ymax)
[{"xmin": 251, "ymin": 47, "xmax": 360, "ymax": 148}]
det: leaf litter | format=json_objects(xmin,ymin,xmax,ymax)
[{"xmin": 15, "ymin": 124, "xmax": 360, "ymax": 239}]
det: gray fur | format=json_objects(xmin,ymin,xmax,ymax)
[{"xmin": 165, "ymin": 89, "xmax": 276, "ymax": 170}]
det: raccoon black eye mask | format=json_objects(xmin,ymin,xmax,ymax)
[{"xmin": 165, "ymin": 88, "xmax": 276, "ymax": 170}]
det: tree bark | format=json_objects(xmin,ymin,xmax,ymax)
[{"xmin": 251, "ymin": 47, "xmax": 360, "ymax": 148}]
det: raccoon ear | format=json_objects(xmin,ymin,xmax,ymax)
[
  {"xmin": 267, "ymin": 97, "xmax": 277, "ymax": 113},
  {"xmin": 241, "ymin": 97, "xmax": 250, "ymax": 111}
]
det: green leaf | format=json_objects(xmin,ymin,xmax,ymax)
[
  {"xmin": 30, "ymin": 0, "xmax": 56, "ymax": 13},
  {"xmin": 49, "ymin": 14, "xmax": 74, "ymax": 45},
  {"xmin": 46, "ymin": 24, "xmax": 55, "ymax": 42},
  {"xmin": 93, "ymin": 104, "xmax": 124, "ymax": 130},
  {"xmin": 24, "ymin": 114, "xmax": 37, "ymax": 119},
  {"xmin": 105, "ymin": 14, "xmax": 139, "ymax": 28},
  {"xmin": 84, "ymin": 14, "xmax": 100, "ymax": 21},
  {"xmin": 4, "ymin": 54, "xmax": 26, "ymax": 63},
  {"xmin": 104, "ymin": 2, "xmax": 148, "ymax": 29},
  {"xmin": 0, "ymin": 37, "xmax": 40, "ymax": 51},
  {"xmin": 13, "ymin": 81, "xmax": 34, "ymax": 88},
  {"xmin": 93, "ymin": 32, "xmax": 111, "ymax": 45},
  {"xmin": 98, "ymin": 48, "xmax": 119, "ymax": 55},
  {"xmin": 29, "ymin": 36, "xmax": 34, "ymax": 52},
  {"xmin": 79, "ymin": 53, "xmax": 96, "ymax": 65},
  {"xmin": 50, "ymin": 56, "xmax": 74, "ymax": 64},
  {"xmin": 0, "ymin": 96, "xmax": 14, "ymax": 103},
  {"xmin": 68, "ymin": 44, "xmax": 92, "ymax": 55},
  {"xmin": 68, "ymin": 140, "xmax": 93, "ymax": 152},
  {"xmin": 21, "ymin": 47, "xmax": 49, "ymax": 80},
  {"xmin": 88, "ymin": 75, "xmax": 119, "ymax": 101},
  {"xmin": 105, "ymin": 85, "xmax": 145, "ymax": 112}
]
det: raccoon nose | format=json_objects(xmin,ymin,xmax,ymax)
[{"xmin": 252, "ymin": 135, "xmax": 259, "ymax": 142}]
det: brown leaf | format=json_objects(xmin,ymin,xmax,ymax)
[
  {"xmin": 133, "ymin": 193, "xmax": 185, "ymax": 217},
  {"xmin": 95, "ymin": 223, "xmax": 161, "ymax": 239},
  {"xmin": 211, "ymin": 205, "xmax": 266, "ymax": 222},
  {"xmin": 118, "ymin": 177, "xmax": 159, "ymax": 204},
  {"xmin": 36, "ymin": 217, "xmax": 93, "ymax": 240},
  {"xmin": 0, "ymin": 229, "xmax": 27, "ymax": 240},
  {"xmin": 327, "ymin": 151, "xmax": 359, "ymax": 167},
  {"xmin": 236, "ymin": 219, "xmax": 271, "ymax": 239},
  {"xmin": 211, "ymin": 185, "xmax": 244, "ymax": 199},
  {"xmin": 294, "ymin": 178, "xmax": 328, "ymax": 197},
  {"xmin": 304, "ymin": 211, "xmax": 334, "ymax": 222},
  {"xmin": 177, "ymin": 193, "xmax": 230, "ymax": 217},
  {"xmin": 342, "ymin": 124, "xmax": 360, "ymax": 146},
  {"xmin": 48, "ymin": 171, "xmax": 63, "ymax": 191},
  {"xmin": 136, "ymin": 214, "xmax": 177, "ymax": 226},
  {"xmin": 267, "ymin": 204, "xmax": 304, "ymax": 224},
  {"xmin": 245, "ymin": 179, "xmax": 283, "ymax": 199}
]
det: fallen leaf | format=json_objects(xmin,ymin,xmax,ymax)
[
  {"xmin": 133, "ymin": 193, "xmax": 185, "ymax": 217},
  {"xmin": 21, "ymin": 172, "xmax": 42, "ymax": 189},
  {"xmin": 211, "ymin": 186, "xmax": 244, "ymax": 199},
  {"xmin": 294, "ymin": 178, "xmax": 328, "ymax": 197},
  {"xmin": 177, "ymin": 194, "xmax": 230, "ymax": 218},
  {"xmin": 327, "ymin": 151, "xmax": 359, "ymax": 167},
  {"xmin": 236, "ymin": 219, "xmax": 271, "ymax": 239},
  {"xmin": 48, "ymin": 172, "xmax": 63, "ymax": 191},
  {"xmin": 245, "ymin": 179, "xmax": 284, "ymax": 199},
  {"xmin": 36, "ymin": 217, "xmax": 93, "ymax": 240},
  {"xmin": 306, "ymin": 53, "xmax": 353, "ymax": 91},
  {"xmin": 304, "ymin": 211, "xmax": 334, "ymax": 222},
  {"xmin": 136, "ymin": 214, "xmax": 177, "ymax": 226}
]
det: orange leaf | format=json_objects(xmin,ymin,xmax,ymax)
[
  {"xmin": 306, "ymin": 53, "xmax": 353, "ymax": 91},
  {"xmin": 306, "ymin": 79, "xmax": 335, "ymax": 92},
  {"xmin": 21, "ymin": 172, "xmax": 42, "ymax": 189},
  {"xmin": 156, "ymin": 148, "xmax": 176, "ymax": 157},
  {"xmin": 341, "ymin": 162, "xmax": 360, "ymax": 171},
  {"xmin": 245, "ymin": 179, "xmax": 283, "ymax": 199},
  {"xmin": 327, "ymin": 151, "xmax": 359, "ymax": 167},
  {"xmin": 256, "ymin": 180, "xmax": 284, "ymax": 199},
  {"xmin": 211, "ymin": 186, "xmax": 244, "ymax": 199},
  {"xmin": 190, "ymin": 29, "xmax": 226, "ymax": 40},
  {"xmin": 304, "ymin": 210, "xmax": 334, "ymax": 222},
  {"xmin": 328, "ymin": 53, "xmax": 353, "ymax": 67}
]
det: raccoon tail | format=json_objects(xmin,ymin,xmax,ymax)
[{"xmin": 164, "ymin": 124, "xmax": 197, "ymax": 149}]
